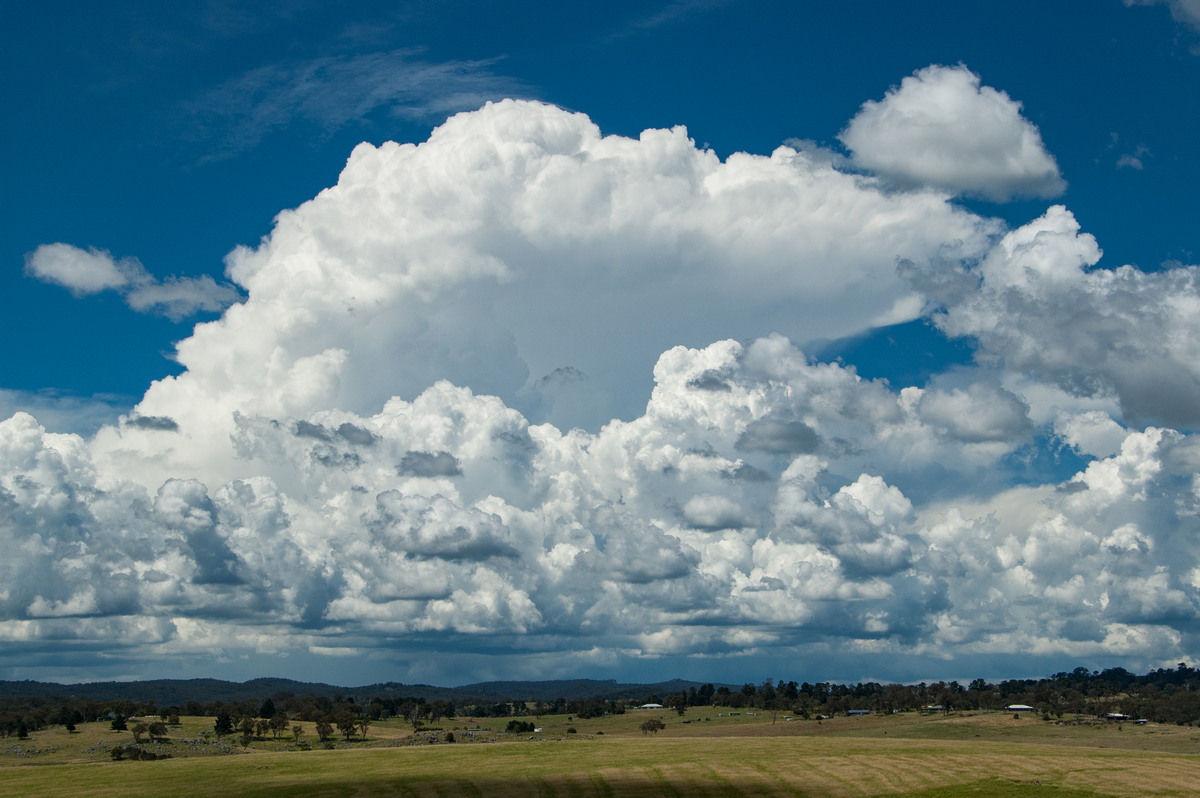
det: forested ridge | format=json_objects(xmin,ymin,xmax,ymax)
[{"xmin": 3, "ymin": 664, "xmax": 1199, "ymax": 740}]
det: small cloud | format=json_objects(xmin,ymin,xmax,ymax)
[
  {"xmin": 25, "ymin": 243, "xmax": 141, "ymax": 296},
  {"xmin": 687, "ymin": 369, "xmax": 732, "ymax": 392},
  {"xmin": 1116, "ymin": 144, "xmax": 1151, "ymax": 170},
  {"xmin": 125, "ymin": 414, "xmax": 180, "ymax": 432},
  {"xmin": 737, "ymin": 419, "xmax": 821, "ymax": 454},
  {"xmin": 25, "ymin": 243, "xmax": 241, "ymax": 321},
  {"xmin": 682, "ymin": 493, "xmax": 749, "ymax": 530},
  {"xmin": 398, "ymin": 450, "xmax": 462, "ymax": 478},
  {"xmin": 336, "ymin": 422, "xmax": 377, "ymax": 447},
  {"xmin": 840, "ymin": 64, "xmax": 1065, "ymax": 201},
  {"xmin": 294, "ymin": 420, "xmax": 332, "ymax": 441},
  {"xmin": 126, "ymin": 276, "xmax": 243, "ymax": 321}
]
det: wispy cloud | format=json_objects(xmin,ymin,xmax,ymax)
[
  {"xmin": 1126, "ymin": 0, "xmax": 1200, "ymax": 32},
  {"xmin": 185, "ymin": 49, "xmax": 533, "ymax": 159},
  {"xmin": 605, "ymin": 0, "xmax": 736, "ymax": 42}
]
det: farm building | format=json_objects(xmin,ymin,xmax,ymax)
[
  {"xmin": 1005, "ymin": 704, "xmax": 1036, "ymax": 712},
  {"xmin": 638, "ymin": 703, "xmax": 664, "ymax": 709}
]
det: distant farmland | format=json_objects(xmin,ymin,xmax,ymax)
[{"xmin": 3, "ymin": 708, "xmax": 1199, "ymax": 796}]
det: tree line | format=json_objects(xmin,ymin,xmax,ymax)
[
  {"xmin": 637, "ymin": 664, "xmax": 1200, "ymax": 723},
  {"xmin": 3, "ymin": 663, "xmax": 1199, "ymax": 739}
]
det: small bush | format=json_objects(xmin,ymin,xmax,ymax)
[
  {"xmin": 505, "ymin": 720, "xmax": 536, "ymax": 734},
  {"xmin": 110, "ymin": 744, "xmax": 171, "ymax": 762},
  {"xmin": 445, "ymin": 732, "xmax": 455, "ymax": 743},
  {"xmin": 566, "ymin": 727, "xmax": 577, "ymax": 734}
]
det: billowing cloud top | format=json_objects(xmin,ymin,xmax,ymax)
[
  {"xmin": 840, "ymin": 65, "xmax": 1066, "ymax": 201},
  {"xmin": 6, "ymin": 74, "xmax": 1200, "ymax": 685},
  {"xmin": 138, "ymin": 98, "xmax": 994, "ymax": 435}
]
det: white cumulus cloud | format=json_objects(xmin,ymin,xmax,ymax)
[
  {"xmin": 6, "ymin": 79, "xmax": 1200, "ymax": 683},
  {"xmin": 840, "ymin": 65, "xmax": 1066, "ymax": 201},
  {"xmin": 906, "ymin": 205, "xmax": 1200, "ymax": 428},
  {"xmin": 125, "ymin": 98, "xmax": 996, "ymax": 439}
]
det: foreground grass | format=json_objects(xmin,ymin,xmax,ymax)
[
  {"xmin": 3, "ymin": 733, "xmax": 1199, "ymax": 797},
  {"xmin": 4, "ymin": 710, "xmax": 1200, "ymax": 796}
]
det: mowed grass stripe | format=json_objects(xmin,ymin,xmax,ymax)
[
  {"xmin": 882, "ymin": 752, "xmax": 986, "ymax": 793},
  {"xmin": 1059, "ymin": 757, "xmax": 1200, "ymax": 797},
  {"xmin": 845, "ymin": 754, "xmax": 956, "ymax": 794}
]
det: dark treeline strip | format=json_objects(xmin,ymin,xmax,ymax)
[
  {"xmin": 0, "ymin": 676, "xmax": 714, "ymax": 707},
  {"xmin": 2, "ymin": 664, "xmax": 1199, "ymax": 740}
]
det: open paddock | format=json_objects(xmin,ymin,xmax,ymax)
[{"xmin": 3, "ymin": 730, "xmax": 1199, "ymax": 797}]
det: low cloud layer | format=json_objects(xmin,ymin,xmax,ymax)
[{"xmin": 6, "ymin": 71, "xmax": 1200, "ymax": 684}]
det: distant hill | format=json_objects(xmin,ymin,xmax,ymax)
[{"xmin": 0, "ymin": 677, "xmax": 726, "ymax": 706}]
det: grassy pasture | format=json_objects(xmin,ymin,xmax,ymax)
[{"xmin": 3, "ymin": 709, "xmax": 1199, "ymax": 796}]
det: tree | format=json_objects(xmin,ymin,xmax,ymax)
[
  {"xmin": 270, "ymin": 712, "xmax": 290, "ymax": 739},
  {"xmin": 259, "ymin": 698, "xmax": 276, "ymax": 719},
  {"xmin": 335, "ymin": 710, "xmax": 358, "ymax": 741},
  {"xmin": 110, "ymin": 714, "xmax": 128, "ymax": 732},
  {"xmin": 640, "ymin": 718, "xmax": 666, "ymax": 735},
  {"xmin": 292, "ymin": 723, "xmax": 305, "ymax": 743},
  {"xmin": 667, "ymin": 694, "xmax": 688, "ymax": 716},
  {"xmin": 131, "ymin": 722, "xmax": 148, "ymax": 744},
  {"xmin": 239, "ymin": 716, "xmax": 256, "ymax": 739},
  {"xmin": 148, "ymin": 721, "xmax": 168, "ymax": 741},
  {"xmin": 214, "ymin": 711, "xmax": 234, "ymax": 739},
  {"xmin": 315, "ymin": 719, "xmax": 334, "ymax": 742}
]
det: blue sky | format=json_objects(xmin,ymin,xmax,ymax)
[{"xmin": 2, "ymin": 0, "xmax": 1200, "ymax": 687}]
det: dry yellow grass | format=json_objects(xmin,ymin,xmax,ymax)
[
  {"xmin": 2, "ymin": 735, "xmax": 1198, "ymax": 797},
  {"xmin": 3, "ymin": 710, "xmax": 1199, "ymax": 796}
]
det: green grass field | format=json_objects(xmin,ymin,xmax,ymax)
[{"xmin": 3, "ymin": 708, "xmax": 1199, "ymax": 796}]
